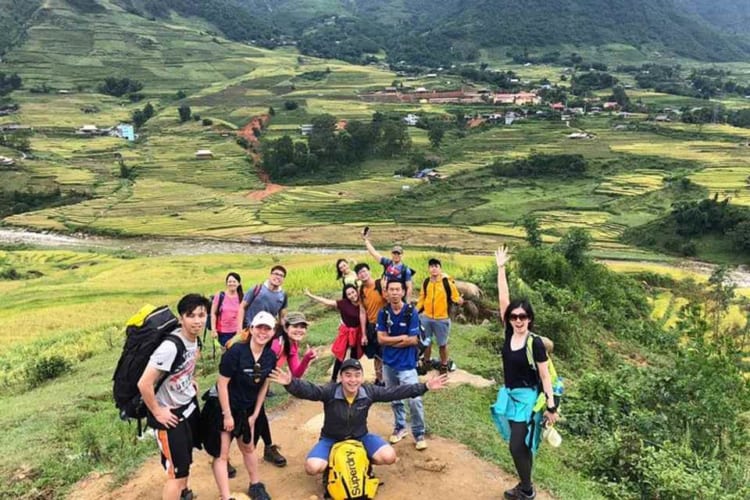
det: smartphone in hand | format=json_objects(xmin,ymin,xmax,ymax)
[{"xmin": 362, "ymin": 226, "xmax": 370, "ymax": 237}]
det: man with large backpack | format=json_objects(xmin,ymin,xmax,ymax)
[
  {"xmin": 377, "ymin": 280, "xmax": 429, "ymax": 450},
  {"xmin": 362, "ymin": 232, "xmax": 414, "ymax": 302},
  {"xmin": 234, "ymin": 264, "xmax": 289, "ymax": 467},
  {"xmin": 137, "ymin": 293, "xmax": 210, "ymax": 500},
  {"xmin": 269, "ymin": 358, "xmax": 448, "ymax": 499},
  {"xmin": 417, "ymin": 258, "xmax": 463, "ymax": 375}
]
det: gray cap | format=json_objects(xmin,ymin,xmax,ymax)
[
  {"xmin": 391, "ymin": 245, "xmax": 404, "ymax": 254},
  {"xmin": 285, "ymin": 311, "xmax": 308, "ymax": 326}
]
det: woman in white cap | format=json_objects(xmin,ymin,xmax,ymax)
[{"xmin": 211, "ymin": 311, "xmax": 277, "ymax": 500}]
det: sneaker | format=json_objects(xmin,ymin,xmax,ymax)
[
  {"xmin": 180, "ymin": 489, "xmax": 194, "ymax": 500},
  {"xmin": 389, "ymin": 428, "xmax": 408, "ymax": 444},
  {"xmin": 504, "ymin": 484, "xmax": 536, "ymax": 500},
  {"xmin": 227, "ymin": 461, "xmax": 237, "ymax": 479},
  {"xmin": 263, "ymin": 444, "xmax": 287, "ymax": 467},
  {"xmin": 439, "ymin": 363, "xmax": 449, "ymax": 375},
  {"xmin": 415, "ymin": 437, "xmax": 428, "ymax": 450},
  {"xmin": 248, "ymin": 482, "xmax": 271, "ymax": 500}
]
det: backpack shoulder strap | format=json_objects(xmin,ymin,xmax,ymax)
[
  {"xmin": 526, "ymin": 333, "xmax": 538, "ymax": 372},
  {"xmin": 246, "ymin": 284, "xmax": 262, "ymax": 307},
  {"xmin": 442, "ymin": 276, "xmax": 453, "ymax": 306},
  {"xmin": 154, "ymin": 334, "xmax": 187, "ymax": 392}
]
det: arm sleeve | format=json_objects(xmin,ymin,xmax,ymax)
[
  {"xmin": 219, "ymin": 344, "xmax": 238, "ymax": 378},
  {"xmin": 287, "ymin": 343, "xmax": 311, "ymax": 378},
  {"xmin": 376, "ymin": 309, "xmax": 387, "ymax": 332},
  {"xmin": 369, "ymin": 383, "xmax": 427, "ymax": 402},
  {"xmin": 532, "ymin": 336, "xmax": 549, "ymax": 363},
  {"xmin": 380, "ymin": 257, "xmax": 391, "ymax": 266},
  {"xmin": 148, "ymin": 341, "xmax": 177, "ymax": 372},
  {"xmin": 285, "ymin": 379, "xmax": 330, "ymax": 401},
  {"xmin": 404, "ymin": 266, "xmax": 413, "ymax": 281},
  {"xmin": 449, "ymin": 279, "xmax": 461, "ymax": 302}
]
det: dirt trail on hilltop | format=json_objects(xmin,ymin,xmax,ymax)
[
  {"xmin": 69, "ymin": 361, "xmax": 550, "ymax": 500},
  {"xmin": 70, "ymin": 398, "xmax": 551, "ymax": 500}
]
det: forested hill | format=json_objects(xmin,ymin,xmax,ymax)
[
  {"xmin": 1, "ymin": 0, "xmax": 749, "ymax": 64},
  {"xmin": 674, "ymin": 0, "xmax": 750, "ymax": 38}
]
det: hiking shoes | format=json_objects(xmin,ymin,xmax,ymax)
[
  {"xmin": 504, "ymin": 484, "xmax": 536, "ymax": 500},
  {"xmin": 415, "ymin": 436, "xmax": 428, "ymax": 450},
  {"xmin": 389, "ymin": 427, "xmax": 408, "ymax": 444},
  {"xmin": 227, "ymin": 461, "xmax": 237, "ymax": 479},
  {"xmin": 439, "ymin": 363, "xmax": 449, "ymax": 375},
  {"xmin": 248, "ymin": 482, "xmax": 271, "ymax": 500},
  {"xmin": 179, "ymin": 489, "xmax": 194, "ymax": 500},
  {"xmin": 264, "ymin": 444, "xmax": 287, "ymax": 467}
]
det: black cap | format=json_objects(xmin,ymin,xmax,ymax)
[{"xmin": 340, "ymin": 359, "xmax": 363, "ymax": 372}]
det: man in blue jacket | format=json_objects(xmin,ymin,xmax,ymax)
[{"xmin": 269, "ymin": 359, "xmax": 448, "ymax": 476}]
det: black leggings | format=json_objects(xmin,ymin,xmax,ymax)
[
  {"xmin": 509, "ymin": 421, "xmax": 533, "ymax": 490},
  {"xmin": 255, "ymin": 405, "xmax": 272, "ymax": 446}
]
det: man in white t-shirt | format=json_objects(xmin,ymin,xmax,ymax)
[{"xmin": 138, "ymin": 294, "xmax": 210, "ymax": 500}]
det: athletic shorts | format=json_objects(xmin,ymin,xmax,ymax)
[
  {"xmin": 152, "ymin": 401, "xmax": 200, "ymax": 479},
  {"xmin": 421, "ymin": 316, "xmax": 451, "ymax": 347},
  {"xmin": 217, "ymin": 332, "xmax": 236, "ymax": 347},
  {"xmin": 307, "ymin": 433, "xmax": 388, "ymax": 461},
  {"xmin": 363, "ymin": 323, "xmax": 382, "ymax": 360}
]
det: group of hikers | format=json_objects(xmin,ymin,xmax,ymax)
[{"xmin": 136, "ymin": 234, "xmax": 560, "ymax": 500}]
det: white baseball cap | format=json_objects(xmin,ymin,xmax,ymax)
[{"xmin": 251, "ymin": 311, "xmax": 276, "ymax": 329}]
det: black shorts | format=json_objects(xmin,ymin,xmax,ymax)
[
  {"xmin": 152, "ymin": 401, "xmax": 200, "ymax": 479},
  {"xmin": 363, "ymin": 323, "xmax": 382, "ymax": 360}
]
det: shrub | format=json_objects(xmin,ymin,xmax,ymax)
[
  {"xmin": 202, "ymin": 118, "xmax": 213, "ymax": 126},
  {"xmin": 25, "ymin": 355, "xmax": 72, "ymax": 387}
]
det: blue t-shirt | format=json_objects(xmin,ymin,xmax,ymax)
[
  {"xmin": 379, "ymin": 257, "xmax": 413, "ymax": 284},
  {"xmin": 376, "ymin": 304, "xmax": 420, "ymax": 371},
  {"xmin": 243, "ymin": 283, "xmax": 288, "ymax": 326},
  {"xmin": 219, "ymin": 342, "xmax": 277, "ymax": 410}
]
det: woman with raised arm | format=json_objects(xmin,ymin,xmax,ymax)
[
  {"xmin": 335, "ymin": 258, "xmax": 360, "ymax": 288},
  {"xmin": 304, "ymin": 284, "xmax": 363, "ymax": 381},
  {"xmin": 492, "ymin": 245, "xmax": 559, "ymax": 500}
]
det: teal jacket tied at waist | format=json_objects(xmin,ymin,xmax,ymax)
[{"xmin": 490, "ymin": 386, "xmax": 544, "ymax": 455}]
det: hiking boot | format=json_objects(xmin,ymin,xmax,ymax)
[
  {"xmin": 227, "ymin": 461, "xmax": 237, "ymax": 479},
  {"xmin": 180, "ymin": 489, "xmax": 194, "ymax": 500},
  {"xmin": 263, "ymin": 444, "xmax": 287, "ymax": 467},
  {"xmin": 439, "ymin": 363, "xmax": 449, "ymax": 375},
  {"xmin": 504, "ymin": 484, "xmax": 536, "ymax": 500},
  {"xmin": 248, "ymin": 482, "xmax": 271, "ymax": 500},
  {"xmin": 389, "ymin": 428, "xmax": 408, "ymax": 444},
  {"xmin": 415, "ymin": 436, "xmax": 428, "ymax": 450}
]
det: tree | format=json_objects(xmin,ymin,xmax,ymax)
[
  {"xmin": 427, "ymin": 122, "xmax": 445, "ymax": 148},
  {"xmin": 378, "ymin": 119, "xmax": 411, "ymax": 158},
  {"xmin": 706, "ymin": 266, "xmax": 735, "ymax": 340},
  {"xmin": 175, "ymin": 90, "xmax": 186, "ymax": 100},
  {"xmin": 555, "ymin": 227, "xmax": 591, "ymax": 267},
  {"xmin": 308, "ymin": 114, "xmax": 337, "ymax": 160},
  {"xmin": 268, "ymin": 106, "xmax": 275, "ymax": 116},
  {"xmin": 520, "ymin": 214, "xmax": 543, "ymax": 248},
  {"xmin": 178, "ymin": 104, "xmax": 191, "ymax": 122}
]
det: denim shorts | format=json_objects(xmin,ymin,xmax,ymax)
[
  {"xmin": 307, "ymin": 433, "xmax": 389, "ymax": 461},
  {"xmin": 420, "ymin": 316, "xmax": 451, "ymax": 347}
]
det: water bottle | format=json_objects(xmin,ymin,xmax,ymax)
[{"xmin": 543, "ymin": 423, "xmax": 562, "ymax": 448}]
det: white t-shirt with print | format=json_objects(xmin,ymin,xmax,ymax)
[{"xmin": 147, "ymin": 328, "xmax": 197, "ymax": 409}]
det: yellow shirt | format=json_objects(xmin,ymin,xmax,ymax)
[{"xmin": 416, "ymin": 274, "xmax": 461, "ymax": 320}]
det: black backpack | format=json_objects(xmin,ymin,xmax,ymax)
[
  {"xmin": 112, "ymin": 305, "xmax": 184, "ymax": 432},
  {"xmin": 420, "ymin": 277, "xmax": 455, "ymax": 311}
]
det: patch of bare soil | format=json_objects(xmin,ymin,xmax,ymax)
[
  {"xmin": 69, "ymin": 359, "xmax": 546, "ymax": 500},
  {"xmin": 246, "ymin": 184, "xmax": 285, "ymax": 201}
]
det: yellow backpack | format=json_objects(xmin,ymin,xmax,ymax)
[{"xmin": 326, "ymin": 440, "xmax": 379, "ymax": 500}]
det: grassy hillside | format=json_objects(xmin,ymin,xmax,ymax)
[{"xmin": 1, "ymin": 244, "xmax": 748, "ymax": 498}]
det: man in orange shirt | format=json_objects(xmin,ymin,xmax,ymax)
[{"xmin": 355, "ymin": 262, "xmax": 387, "ymax": 385}]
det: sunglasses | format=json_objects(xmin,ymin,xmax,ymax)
[
  {"xmin": 253, "ymin": 362, "xmax": 262, "ymax": 384},
  {"xmin": 509, "ymin": 313, "xmax": 529, "ymax": 322}
]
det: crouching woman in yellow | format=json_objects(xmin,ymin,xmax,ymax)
[{"xmin": 490, "ymin": 246, "xmax": 559, "ymax": 500}]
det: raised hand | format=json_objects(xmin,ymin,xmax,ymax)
[
  {"xmin": 269, "ymin": 367, "xmax": 292, "ymax": 386},
  {"xmin": 426, "ymin": 373, "xmax": 450, "ymax": 391},
  {"xmin": 305, "ymin": 344, "xmax": 318, "ymax": 361},
  {"xmin": 495, "ymin": 244, "xmax": 511, "ymax": 268}
]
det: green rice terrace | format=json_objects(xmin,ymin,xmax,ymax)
[{"xmin": 1, "ymin": 0, "xmax": 749, "ymax": 261}]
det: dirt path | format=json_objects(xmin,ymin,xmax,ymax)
[{"xmin": 70, "ymin": 398, "xmax": 549, "ymax": 500}]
